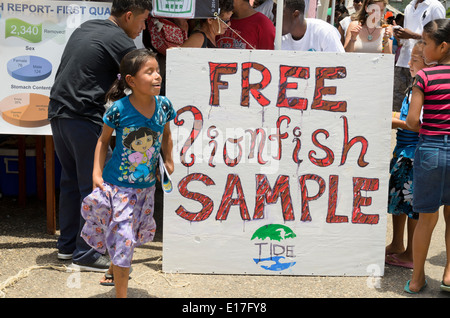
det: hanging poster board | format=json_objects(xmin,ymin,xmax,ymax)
[
  {"xmin": 152, "ymin": 0, "xmax": 218, "ymax": 18},
  {"xmin": 0, "ymin": 0, "xmax": 112, "ymax": 135},
  {"xmin": 163, "ymin": 48, "xmax": 394, "ymax": 276}
]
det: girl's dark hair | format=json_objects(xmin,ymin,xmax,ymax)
[
  {"xmin": 106, "ymin": 48, "xmax": 158, "ymax": 102},
  {"xmin": 123, "ymin": 127, "xmax": 158, "ymax": 150},
  {"xmin": 423, "ymin": 19, "xmax": 450, "ymax": 45},
  {"xmin": 111, "ymin": 0, "xmax": 152, "ymax": 16}
]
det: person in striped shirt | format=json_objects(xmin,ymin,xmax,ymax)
[{"xmin": 405, "ymin": 18, "xmax": 450, "ymax": 294}]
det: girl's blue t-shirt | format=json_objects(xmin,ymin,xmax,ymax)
[
  {"xmin": 102, "ymin": 95, "xmax": 176, "ymax": 188},
  {"xmin": 394, "ymin": 91, "xmax": 419, "ymax": 159}
]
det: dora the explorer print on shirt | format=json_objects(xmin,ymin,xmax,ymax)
[
  {"xmin": 102, "ymin": 95, "xmax": 176, "ymax": 189},
  {"xmin": 122, "ymin": 126, "xmax": 159, "ymax": 184}
]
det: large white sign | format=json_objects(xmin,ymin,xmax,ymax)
[
  {"xmin": 0, "ymin": 0, "xmax": 111, "ymax": 135},
  {"xmin": 163, "ymin": 48, "xmax": 394, "ymax": 276}
]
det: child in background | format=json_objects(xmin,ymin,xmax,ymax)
[
  {"xmin": 385, "ymin": 41, "xmax": 426, "ymax": 269},
  {"xmin": 405, "ymin": 19, "xmax": 450, "ymax": 294},
  {"xmin": 80, "ymin": 49, "xmax": 176, "ymax": 298}
]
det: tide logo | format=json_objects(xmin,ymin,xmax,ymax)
[{"xmin": 251, "ymin": 224, "xmax": 297, "ymax": 271}]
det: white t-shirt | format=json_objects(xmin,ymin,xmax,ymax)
[
  {"xmin": 281, "ymin": 18, "xmax": 345, "ymax": 52},
  {"xmin": 255, "ymin": 0, "xmax": 274, "ymax": 22},
  {"xmin": 339, "ymin": 16, "xmax": 351, "ymax": 35},
  {"xmin": 396, "ymin": 0, "xmax": 445, "ymax": 68}
]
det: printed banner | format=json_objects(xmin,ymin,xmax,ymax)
[
  {"xmin": 163, "ymin": 48, "xmax": 394, "ymax": 276},
  {"xmin": 152, "ymin": 0, "xmax": 218, "ymax": 18},
  {"xmin": 0, "ymin": 0, "xmax": 112, "ymax": 135}
]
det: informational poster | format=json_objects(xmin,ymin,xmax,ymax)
[
  {"xmin": 163, "ymin": 48, "xmax": 394, "ymax": 276},
  {"xmin": 152, "ymin": 0, "xmax": 218, "ymax": 18},
  {"xmin": 0, "ymin": 0, "xmax": 112, "ymax": 135}
]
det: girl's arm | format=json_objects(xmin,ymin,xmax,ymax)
[
  {"xmin": 382, "ymin": 26, "xmax": 393, "ymax": 54},
  {"xmin": 160, "ymin": 122, "xmax": 174, "ymax": 175},
  {"xmin": 392, "ymin": 111, "xmax": 420, "ymax": 132},
  {"xmin": 337, "ymin": 24, "xmax": 346, "ymax": 45},
  {"xmin": 405, "ymin": 87, "xmax": 424, "ymax": 132},
  {"xmin": 392, "ymin": 111, "xmax": 404, "ymax": 129},
  {"xmin": 93, "ymin": 124, "xmax": 114, "ymax": 190},
  {"xmin": 344, "ymin": 21, "xmax": 361, "ymax": 52}
]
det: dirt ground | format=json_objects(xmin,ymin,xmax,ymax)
[{"xmin": 0, "ymin": 194, "xmax": 449, "ymax": 302}]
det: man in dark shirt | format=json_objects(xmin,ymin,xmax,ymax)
[{"xmin": 48, "ymin": 0, "xmax": 151, "ymax": 272}]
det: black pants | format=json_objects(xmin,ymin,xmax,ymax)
[{"xmin": 51, "ymin": 117, "xmax": 110, "ymax": 263}]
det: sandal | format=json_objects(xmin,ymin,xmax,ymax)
[
  {"xmin": 404, "ymin": 279, "xmax": 427, "ymax": 294},
  {"xmin": 100, "ymin": 273, "xmax": 115, "ymax": 286},
  {"xmin": 440, "ymin": 281, "xmax": 450, "ymax": 292},
  {"xmin": 385, "ymin": 254, "xmax": 414, "ymax": 269},
  {"xmin": 99, "ymin": 267, "xmax": 133, "ymax": 286}
]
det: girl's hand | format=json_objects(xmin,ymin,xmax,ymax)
[
  {"xmin": 156, "ymin": 160, "xmax": 174, "ymax": 182},
  {"xmin": 349, "ymin": 23, "xmax": 362, "ymax": 41},
  {"xmin": 383, "ymin": 25, "xmax": 392, "ymax": 40},
  {"xmin": 391, "ymin": 112, "xmax": 402, "ymax": 129},
  {"xmin": 92, "ymin": 124, "xmax": 114, "ymax": 192},
  {"xmin": 164, "ymin": 159, "xmax": 174, "ymax": 175},
  {"xmin": 93, "ymin": 174, "xmax": 105, "ymax": 191}
]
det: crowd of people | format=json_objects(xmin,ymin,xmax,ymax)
[{"xmin": 47, "ymin": 0, "xmax": 449, "ymax": 297}]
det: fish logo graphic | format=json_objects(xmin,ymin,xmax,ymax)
[{"xmin": 251, "ymin": 224, "xmax": 297, "ymax": 271}]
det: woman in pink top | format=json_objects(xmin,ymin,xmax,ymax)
[{"xmin": 405, "ymin": 18, "xmax": 450, "ymax": 294}]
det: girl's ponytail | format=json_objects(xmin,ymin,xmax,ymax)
[{"xmin": 105, "ymin": 74, "xmax": 127, "ymax": 102}]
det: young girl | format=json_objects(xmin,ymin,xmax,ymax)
[
  {"xmin": 385, "ymin": 41, "xmax": 427, "ymax": 269},
  {"xmin": 405, "ymin": 19, "xmax": 450, "ymax": 294},
  {"xmin": 80, "ymin": 48, "xmax": 176, "ymax": 298}
]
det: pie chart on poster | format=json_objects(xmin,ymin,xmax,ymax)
[
  {"xmin": 0, "ymin": 93, "xmax": 49, "ymax": 128},
  {"xmin": 7, "ymin": 55, "xmax": 52, "ymax": 82}
]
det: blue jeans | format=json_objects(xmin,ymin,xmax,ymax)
[
  {"xmin": 413, "ymin": 134, "xmax": 450, "ymax": 213},
  {"xmin": 51, "ymin": 117, "xmax": 111, "ymax": 263}
]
